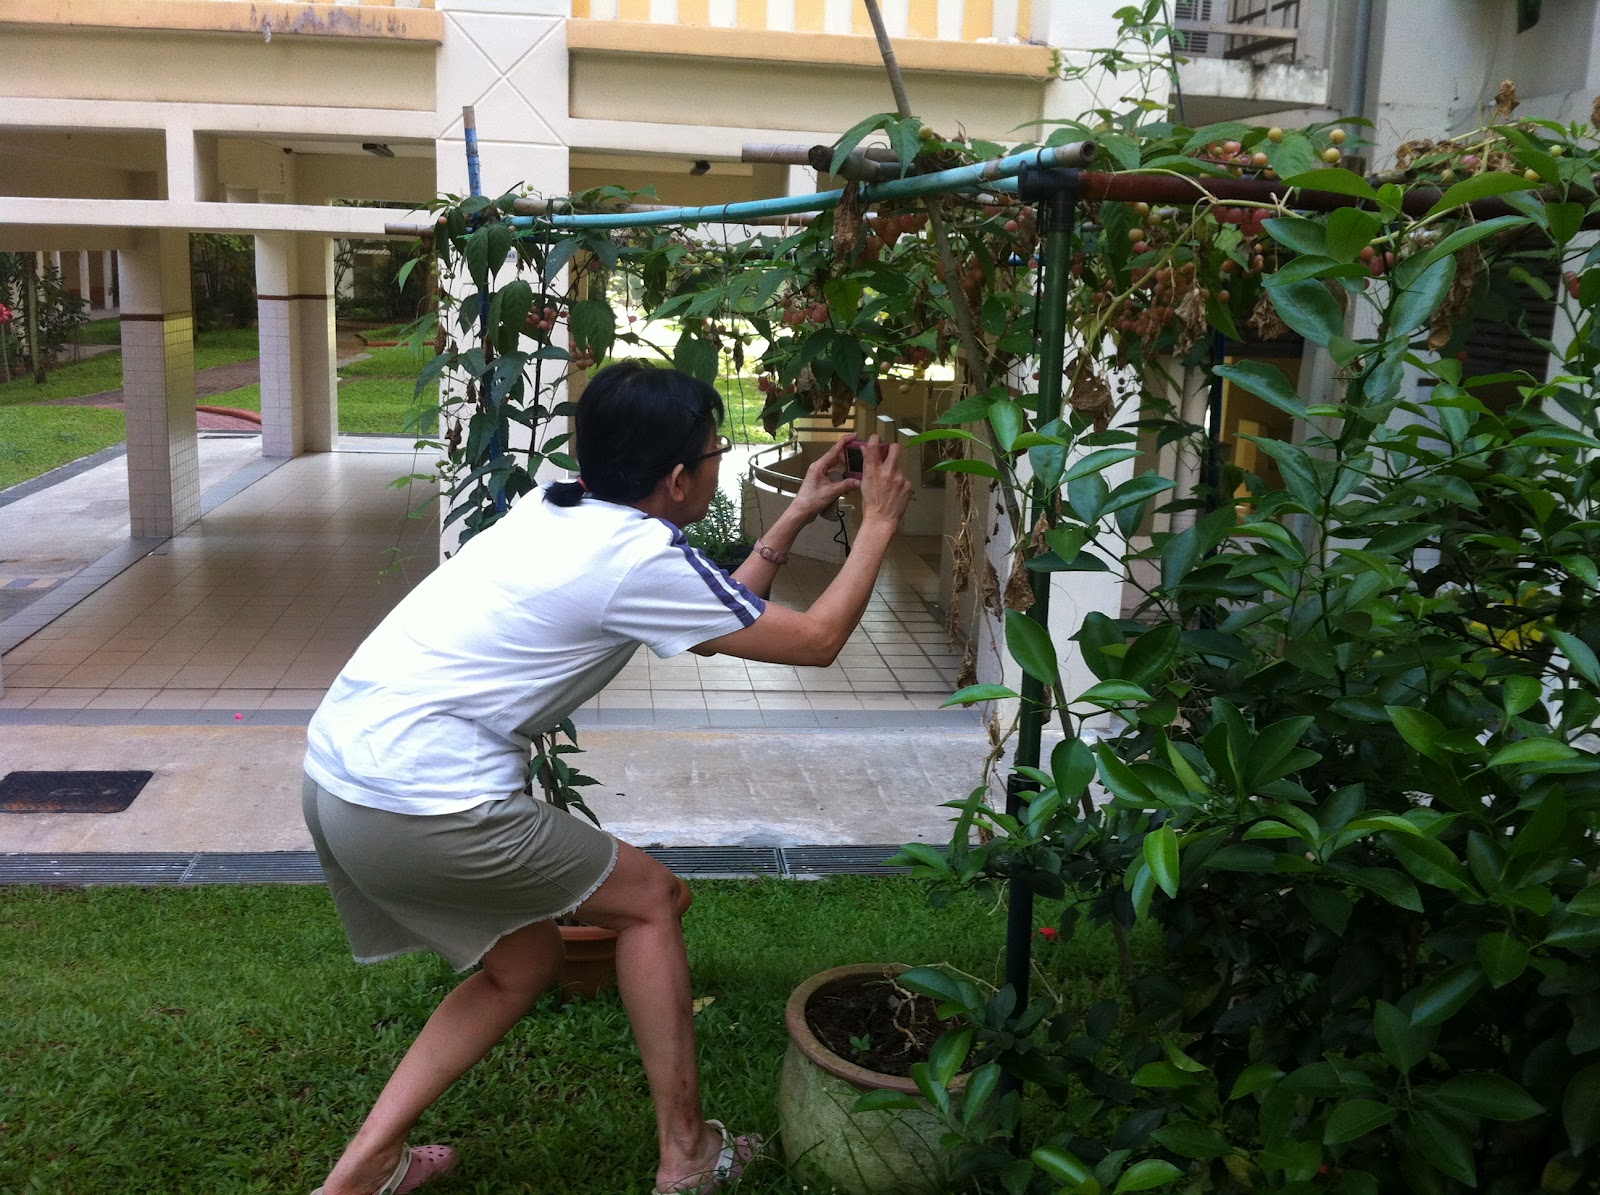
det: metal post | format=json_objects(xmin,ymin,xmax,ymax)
[
  {"xmin": 23, "ymin": 251, "xmax": 44, "ymax": 384},
  {"xmin": 996, "ymin": 167, "xmax": 1080, "ymax": 1124},
  {"xmin": 460, "ymin": 106, "xmax": 507, "ymax": 514}
]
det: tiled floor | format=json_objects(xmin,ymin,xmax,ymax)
[{"xmin": 0, "ymin": 449, "xmax": 959, "ymax": 714}]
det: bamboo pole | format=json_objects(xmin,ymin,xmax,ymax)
[{"xmin": 860, "ymin": 0, "xmax": 1022, "ymax": 528}]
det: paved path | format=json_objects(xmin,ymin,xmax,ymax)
[{"xmin": 0, "ymin": 723, "xmax": 984, "ymax": 853}]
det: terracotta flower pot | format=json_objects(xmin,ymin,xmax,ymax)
[
  {"xmin": 555, "ymin": 877, "xmax": 693, "ymax": 1001},
  {"xmin": 778, "ymin": 963, "xmax": 958, "ymax": 1195}
]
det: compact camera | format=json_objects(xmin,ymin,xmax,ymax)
[{"xmin": 843, "ymin": 437, "xmax": 891, "ymax": 479}]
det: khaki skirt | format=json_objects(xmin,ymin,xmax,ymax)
[{"xmin": 302, "ymin": 773, "xmax": 620, "ymax": 972}]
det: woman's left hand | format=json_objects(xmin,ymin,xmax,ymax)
[{"xmin": 789, "ymin": 435, "xmax": 860, "ymax": 524}]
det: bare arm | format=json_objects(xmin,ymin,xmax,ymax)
[
  {"xmin": 728, "ymin": 436, "xmax": 856, "ymax": 600},
  {"xmin": 696, "ymin": 438, "xmax": 913, "ymax": 667}
]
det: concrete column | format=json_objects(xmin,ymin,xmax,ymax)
[
  {"xmin": 117, "ymin": 230, "xmax": 200, "ymax": 538},
  {"xmin": 78, "ymin": 250, "xmax": 94, "ymax": 306},
  {"xmin": 294, "ymin": 235, "xmax": 338, "ymax": 453},
  {"xmin": 255, "ymin": 232, "xmax": 338, "ymax": 458}
]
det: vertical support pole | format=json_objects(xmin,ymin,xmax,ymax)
[
  {"xmin": 462, "ymin": 105, "xmax": 507, "ymax": 514},
  {"xmin": 23, "ymin": 251, "xmax": 44, "ymax": 383},
  {"xmin": 998, "ymin": 166, "xmax": 1080, "ymax": 1123}
]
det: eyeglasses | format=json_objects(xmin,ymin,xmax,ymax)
[{"xmin": 686, "ymin": 434, "xmax": 733, "ymax": 465}]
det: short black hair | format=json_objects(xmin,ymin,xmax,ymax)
[{"xmin": 545, "ymin": 361, "xmax": 725, "ymax": 507}]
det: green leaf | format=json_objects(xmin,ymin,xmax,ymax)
[
  {"xmin": 1132, "ymin": 1061, "xmax": 1201, "ymax": 1089},
  {"xmin": 1325, "ymin": 207, "xmax": 1384, "ymax": 262},
  {"xmin": 988, "ymin": 399, "xmax": 1025, "ymax": 453},
  {"xmin": 1062, "ymin": 447, "xmax": 1141, "ymax": 485},
  {"xmin": 1406, "ymin": 215, "xmax": 1533, "ymax": 274},
  {"xmin": 1213, "ymin": 360, "xmax": 1307, "ymax": 419},
  {"xmin": 673, "ymin": 334, "xmax": 718, "ymax": 382},
  {"xmin": 1229, "ymin": 1062, "xmax": 1284, "ymax": 1100},
  {"xmin": 1425, "ymin": 170, "xmax": 1541, "ymax": 218},
  {"xmin": 1052, "ymin": 738, "xmax": 1097, "ymax": 800},
  {"xmin": 1143, "ymin": 825, "xmax": 1180, "ymax": 898},
  {"xmin": 1488, "ymin": 738, "xmax": 1578, "ymax": 768},
  {"xmin": 1078, "ymin": 680, "xmax": 1153, "ymax": 705},
  {"xmin": 1284, "ymin": 167, "xmax": 1380, "ymax": 202},
  {"xmin": 1113, "ymin": 1159, "xmax": 1183, "ymax": 1192},
  {"xmin": 1375, "ymin": 1000, "xmax": 1427, "ymax": 1076},
  {"xmin": 829, "ymin": 111, "xmax": 895, "ymax": 175},
  {"xmin": 1033, "ymin": 1147, "xmax": 1093, "ymax": 1186},
  {"xmin": 941, "ymin": 684, "xmax": 1016, "ymax": 707},
  {"xmin": 1005, "ymin": 610, "xmax": 1059, "ymax": 686},
  {"xmin": 1389, "ymin": 254, "xmax": 1456, "ymax": 337},
  {"xmin": 1411, "ymin": 964, "xmax": 1486, "ymax": 1028},
  {"xmin": 1151, "ymin": 1121, "xmax": 1232, "ymax": 1159},
  {"xmin": 1410, "ymin": 1108, "xmax": 1478, "ymax": 1186},
  {"xmin": 1475, "ymin": 932, "xmax": 1530, "ymax": 987},
  {"xmin": 1325, "ymin": 1099, "xmax": 1398, "ymax": 1144},
  {"xmin": 1502, "ymin": 676, "xmax": 1543, "ymax": 717},
  {"xmin": 1386, "ymin": 706, "xmax": 1448, "ymax": 760},
  {"xmin": 1551, "ymin": 629, "xmax": 1600, "ymax": 686},
  {"xmin": 1266, "ymin": 278, "xmax": 1345, "ymax": 346},
  {"xmin": 1570, "ymin": 887, "xmax": 1600, "ymax": 918},
  {"xmin": 1431, "ymin": 1074, "xmax": 1543, "ymax": 1121},
  {"xmin": 932, "ymin": 458, "xmax": 1005, "ymax": 481},
  {"xmin": 1565, "ymin": 1063, "xmax": 1600, "ymax": 1154},
  {"xmin": 887, "ymin": 116, "xmax": 922, "ymax": 177},
  {"xmin": 568, "ymin": 297, "xmax": 615, "ymax": 360},
  {"xmin": 853, "ymin": 1089, "xmax": 922, "ymax": 1112},
  {"xmin": 1262, "ymin": 215, "xmax": 1328, "ymax": 257}
]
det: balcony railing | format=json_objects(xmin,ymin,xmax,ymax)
[
  {"xmin": 572, "ymin": 0, "xmax": 1033, "ymax": 43},
  {"xmin": 1173, "ymin": 0, "xmax": 1300, "ymax": 61}
]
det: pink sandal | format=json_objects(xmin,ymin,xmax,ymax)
[
  {"xmin": 311, "ymin": 1143, "xmax": 459, "ymax": 1195},
  {"xmin": 651, "ymin": 1120, "xmax": 762, "ymax": 1194}
]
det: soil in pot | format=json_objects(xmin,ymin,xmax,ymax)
[{"xmin": 805, "ymin": 975, "xmax": 946, "ymax": 1077}]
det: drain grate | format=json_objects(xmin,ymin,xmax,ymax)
[
  {"xmin": 644, "ymin": 846, "xmax": 783, "ymax": 878},
  {"xmin": 0, "ymin": 845, "xmax": 920, "ymax": 886},
  {"xmin": 782, "ymin": 845, "xmax": 913, "ymax": 876},
  {"xmin": 0, "ymin": 770, "xmax": 153, "ymax": 814}
]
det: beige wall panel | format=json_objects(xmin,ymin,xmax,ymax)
[
  {"xmin": 217, "ymin": 138, "xmax": 297, "ymax": 198},
  {"xmin": 0, "ymin": 29, "xmax": 434, "ymax": 111},
  {"xmin": 569, "ymin": 165, "xmax": 765, "ymax": 206},
  {"xmin": 294, "ymin": 153, "xmax": 436, "ymax": 204},
  {"xmin": 569, "ymin": 55, "xmax": 1044, "ymax": 139}
]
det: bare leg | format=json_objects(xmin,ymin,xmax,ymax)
[
  {"xmin": 318, "ymin": 918, "xmax": 565, "ymax": 1195},
  {"xmin": 576, "ymin": 843, "xmax": 725, "ymax": 1193}
]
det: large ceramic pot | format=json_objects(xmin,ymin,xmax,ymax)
[
  {"xmin": 556, "ymin": 877, "xmax": 694, "ymax": 1001},
  {"xmin": 779, "ymin": 963, "xmax": 958, "ymax": 1195}
]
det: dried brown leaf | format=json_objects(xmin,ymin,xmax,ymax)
[
  {"xmin": 1003, "ymin": 552, "xmax": 1035, "ymax": 612},
  {"xmin": 1493, "ymin": 79, "xmax": 1520, "ymax": 123}
]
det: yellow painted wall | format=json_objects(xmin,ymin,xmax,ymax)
[
  {"xmin": 0, "ymin": 131, "xmax": 164, "ymax": 200},
  {"xmin": 570, "ymin": 50, "xmax": 1046, "ymax": 138},
  {"xmin": 0, "ymin": 28, "xmax": 435, "ymax": 109}
]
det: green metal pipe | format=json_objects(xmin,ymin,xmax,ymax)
[{"xmin": 503, "ymin": 142, "xmax": 1093, "ymax": 232}]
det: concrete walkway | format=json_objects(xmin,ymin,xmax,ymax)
[{"xmin": 0, "ymin": 439, "xmax": 981, "ymax": 857}]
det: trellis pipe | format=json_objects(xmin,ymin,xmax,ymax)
[
  {"xmin": 386, "ymin": 165, "xmax": 1600, "ymax": 239},
  {"xmin": 492, "ymin": 141, "xmax": 1097, "ymax": 231},
  {"xmin": 460, "ymin": 106, "xmax": 507, "ymax": 514}
]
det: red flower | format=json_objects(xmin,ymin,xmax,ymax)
[
  {"xmin": 1037, "ymin": 926, "xmax": 1058, "ymax": 941},
  {"xmin": 0, "ymin": 302, "xmax": 13, "ymax": 326}
]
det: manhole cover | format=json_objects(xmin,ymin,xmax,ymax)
[{"xmin": 0, "ymin": 771, "xmax": 154, "ymax": 814}]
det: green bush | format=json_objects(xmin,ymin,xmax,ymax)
[{"xmin": 891, "ymin": 130, "xmax": 1600, "ymax": 1195}]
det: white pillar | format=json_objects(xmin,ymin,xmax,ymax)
[
  {"xmin": 78, "ymin": 250, "xmax": 94, "ymax": 307},
  {"xmin": 117, "ymin": 230, "xmax": 200, "ymax": 537},
  {"xmin": 254, "ymin": 233, "xmax": 338, "ymax": 458}
]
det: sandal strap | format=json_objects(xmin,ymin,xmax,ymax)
[{"xmin": 375, "ymin": 1147, "xmax": 414, "ymax": 1195}]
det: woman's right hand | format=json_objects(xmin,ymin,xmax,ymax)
[{"xmin": 858, "ymin": 437, "xmax": 914, "ymax": 531}]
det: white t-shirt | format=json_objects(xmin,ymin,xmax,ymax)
[{"xmin": 304, "ymin": 492, "xmax": 765, "ymax": 815}]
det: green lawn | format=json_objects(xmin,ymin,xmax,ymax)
[
  {"xmin": 0, "ymin": 877, "xmax": 1111, "ymax": 1194},
  {"xmin": 0, "ymin": 405, "xmax": 126, "ymax": 491},
  {"xmin": 78, "ymin": 316, "xmax": 123, "ymax": 345},
  {"xmin": 204, "ymin": 337, "xmax": 439, "ymax": 437}
]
